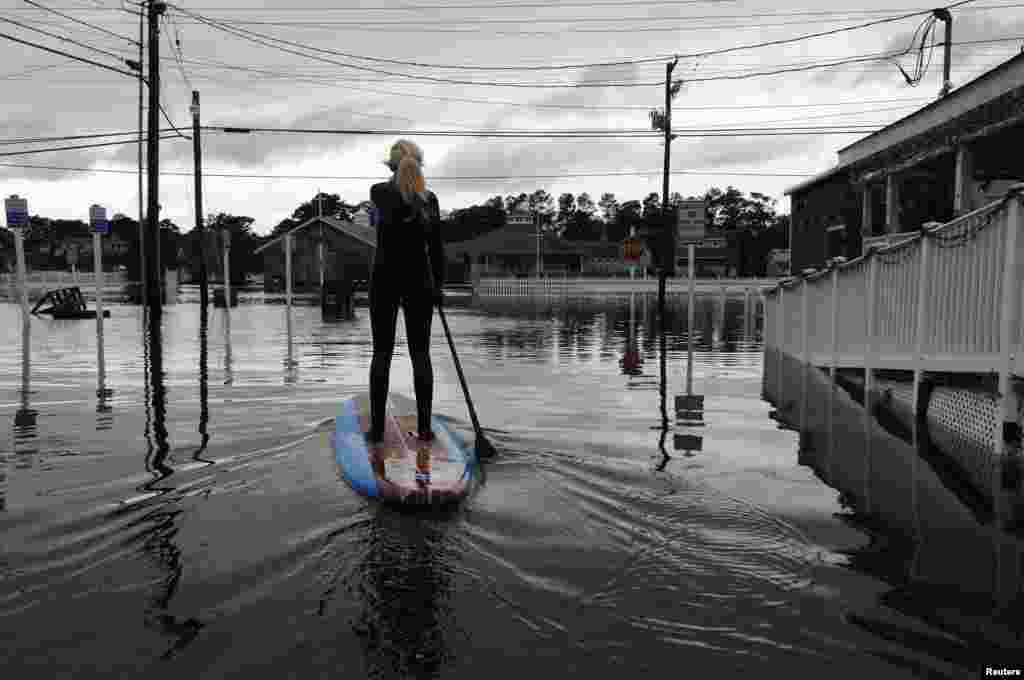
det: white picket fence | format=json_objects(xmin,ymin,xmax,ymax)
[{"xmin": 475, "ymin": 275, "xmax": 783, "ymax": 296}]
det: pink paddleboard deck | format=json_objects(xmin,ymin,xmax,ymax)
[{"xmin": 334, "ymin": 393, "xmax": 477, "ymax": 506}]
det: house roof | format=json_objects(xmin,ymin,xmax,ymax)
[
  {"xmin": 254, "ymin": 213, "xmax": 377, "ymax": 254},
  {"xmin": 446, "ymin": 223, "xmax": 623, "ymax": 257},
  {"xmin": 784, "ymin": 51, "xmax": 1024, "ymax": 196}
]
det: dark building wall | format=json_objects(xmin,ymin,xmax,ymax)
[
  {"xmin": 262, "ymin": 226, "xmax": 374, "ymax": 291},
  {"xmin": 790, "ymin": 173, "xmax": 862, "ymax": 272}
]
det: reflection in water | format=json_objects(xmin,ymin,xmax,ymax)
[
  {"xmin": 223, "ymin": 306, "xmax": 234, "ymax": 386},
  {"xmin": 766, "ymin": 356, "xmax": 1024, "ymax": 664},
  {"xmin": 14, "ymin": 317, "xmax": 38, "ymax": 473},
  {"xmin": 143, "ymin": 309, "xmax": 172, "ymax": 484},
  {"xmin": 284, "ymin": 304, "xmax": 297, "ymax": 384},
  {"xmin": 126, "ymin": 308, "xmax": 202, "ymax": 658},
  {"xmin": 95, "ymin": 302, "xmax": 113, "ymax": 431},
  {"xmin": 349, "ymin": 510, "xmax": 460, "ymax": 679},
  {"xmin": 194, "ymin": 303, "xmax": 213, "ymax": 464}
]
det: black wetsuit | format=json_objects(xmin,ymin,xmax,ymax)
[{"xmin": 368, "ymin": 179, "xmax": 445, "ymax": 440}]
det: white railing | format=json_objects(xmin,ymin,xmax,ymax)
[
  {"xmin": 474, "ymin": 275, "xmax": 784, "ymax": 296},
  {"xmin": 764, "ymin": 186, "xmax": 1024, "ymax": 376},
  {"xmin": 0, "ymin": 270, "xmax": 129, "ymax": 287}
]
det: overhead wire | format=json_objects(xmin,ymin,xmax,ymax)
[
  {"xmin": 161, "ymin": 1, "xmax": 951, "ymax": 77},
  {"xmin": 0, "ymin": 134, "xmax": 188, "ymax": 157},
  {"xmin": 0, "ymin": 29, "xmax": 138, "ymax": 77},
  {"xmin": 20, "ymin": 0, "xmax": 138, "ymax": 45},
  {"xmin": 0, "ymin": 162, "xmax": 821, "ymax": 180},
  {"xmin": 0, "ymin": 13, "xmax": 132, "ymax": 61}
]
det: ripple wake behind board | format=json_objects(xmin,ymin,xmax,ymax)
[{"xmin": 334, "ymin": 393, "xmax": 478, "ymax": 506}]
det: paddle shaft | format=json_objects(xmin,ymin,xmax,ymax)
[{"xmin": 435, "ymin": 303, "xmax": 485, "ymax": 438}]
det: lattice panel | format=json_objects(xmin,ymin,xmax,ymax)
[{"xmin": 926, "ymin": 386, "xmax": 998, "ymax": 492}]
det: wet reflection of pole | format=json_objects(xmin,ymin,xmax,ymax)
[
  {"xmin": 350, "ymin": 512, "xmax": 458, "ymax": 677},
  {"xmin": 284, "ymin": 302, "xmax": 297, "ymax": 384},
  {"xmin": 14, "ymin": 315, "xmax": 38, "ymax": 471},
  {"xmin": 194, "ymin": 300, "xmax": 213, "ymax": 464},
  {"xmin": 144, "ymin": 309, "xmax": 173, "ymax": 483},
  {"xmin": 223, "ymin": 304, "xmax": 234, "ymax": 386}
]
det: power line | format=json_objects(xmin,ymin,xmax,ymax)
[
  {"xmin": 162, "ymin": 2, "xmax": 945, "ymax": 78},
  {"xmin": 10, "ymin": 0, "xmax": 744, "ymax": 10},
  {"xmin": 0, "ymin": 162, "xmax": 818, "ymax": 180},
  {"xmin": 20, "ymin": 0, "xmax": 138, "ymax": 45},
  {"xmin": 0, "ymin": 134, "xmax": 186, "ymax": 157},
  {"xmin": 164, "ymin": 4, "xmax": 662, "ymax": 87},
  {"xmin": 0, "ymin": 13, "xmax": 131, "ymax": 62},
  {"xmin": 0, "ymin": 59, "xmax": 78, "ymax": 79},
  {"xmin": 0, "ymin": 123, "xmax": 880, "ymax": 147},
  {"xmin": 0, "ymin": 29, "xmax": 138, "ymax": 77},
  {"xmin": 161, "ymin": 2, "xmax": 987, "ymax": 86}
]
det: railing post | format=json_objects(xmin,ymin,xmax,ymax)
[
  {"xmin": 864, "ymin": 251, "xmax": 878, "ymax": 514},
  {"xmin": 995, "ymin": 187, "xmax": 1024, "ymax": 490},
  {"xmin": 802, "ymin": 275, "xmax": 809, "ymax": 366},
  {"xmin": 830, "ymin": 264, "xmax": 839, "ymax": 379},
  {"xmin": 912, "ymin": 230, "xmax": 934, "ymax": 435},
  {"xmin": 800, "ymin": 274, "xmax": 809, "ymax": 432}
]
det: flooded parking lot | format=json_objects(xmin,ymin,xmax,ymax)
[{"xmin": 1, "ymin": 290, "xmax": 1021, "ymax": 678}]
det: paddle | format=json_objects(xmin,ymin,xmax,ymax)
[{"xmin": 434, "ymin": 300, "xmax": 498, "ymax": 459}]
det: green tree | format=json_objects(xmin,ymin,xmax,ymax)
[
  {"xmin": 598, "ymin": 193, "xmax": 618, "ymax": 223},
  {"xmin": 641, "ymin": 192, "xmax": 661, "ymax": 218},
  {"xmin": 505, "ymin": 193, "xmax": 528, "ymax": 213},
  {"xmin": 528, "ymin": 189, "xmax": 555, "ymax": 222},
  {"xmin": 202, "ymin": 213, "xmax": 260, "ymax": 284},
  {"xmin": 556, "ymin": 193, "xmax": 576, "ymax": 235},
  {"xmin": 576, "ymin": 192, "xmax": 596, "ymax": 218}
]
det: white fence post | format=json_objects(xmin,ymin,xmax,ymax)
[
  {"xmin": 912, "ymin": 231, "xmax": 933, "ymax": 432},
  {"xmin": 864, "ymin": 252, "xmax": 878, "ymax": 514},
  {"xmin": 830, "ymin": 265, "xmax": 839, "ymax": 378},
  {"xmin": 995, "ymin": 188, "xmax": 1023, "ymax": 462}
]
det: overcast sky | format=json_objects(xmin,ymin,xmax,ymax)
[{"xmin": 2, "ymin": 0, "xmax": 1023, "ymax": 235}]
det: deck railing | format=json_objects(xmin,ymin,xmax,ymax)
[
  {"xmin": 765, "ymin": 187, "xmax": 1024, "ymax": 375},
  {"xmin": 764, "ymin": 185, "xmax": 1024, "ymax": 458},
  {"xmin": 474, "ymin": 275, "xmax": 783, "ymax": 296}
]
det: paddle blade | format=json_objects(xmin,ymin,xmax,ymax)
[{"xmin": 475, "ymin": 433, "xmax": 498, "ymax": 459}]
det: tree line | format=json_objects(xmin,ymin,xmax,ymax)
[{"xmin": 1, "ymin": 185, "xmax": 790, "ymax": 281}]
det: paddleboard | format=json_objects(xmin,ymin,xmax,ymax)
[{"xmin": 334, "ymin": 393, "xmax": 478, "ymax": 506}]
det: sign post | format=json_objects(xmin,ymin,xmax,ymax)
[
  {"xmin": 89, "ymin": 204, "xmax": 110, "ymax": 397},
  {"xmin": 5, "ymin": 195, "xmax": 30, "ymax": 320}
]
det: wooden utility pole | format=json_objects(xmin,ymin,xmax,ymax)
[
  {"xmin": 137, "ymin": 3, "xmax": 146, "ymax": 308},
  {"xmin": 933, "ymin": 8, "xmax": 953, "ymax": 97},
  {"xmin": 145, "ymin": 0, "xmax": 166, "ymax": 313},
  {"xmin": 191, "ymin": 90, "xmax": 208, "ymax": 309},
  {"xmin": 657, "ymin": 58, "xmax": 679, "ymax": 336}
]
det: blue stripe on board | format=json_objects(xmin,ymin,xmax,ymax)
[
  {"xmin": 335, "ymin": 398, "xmax": 379, "ymax": 498},
  {"xmin": 433, "ymin": 416, "xmax": 475, "ymax": 481}
]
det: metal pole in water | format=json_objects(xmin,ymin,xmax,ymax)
[
  {"xmin": 285, "ymin": 232, "xmax": 293, "ymax": 309},
  {"xmin": 222, "ymin": 228, "xmax": 231, "ymax": 309},
  {"xmin": 686, "ymin": 242, "xmax": 695, "ymax": 396},
  {"xmin": 93, "ymin": 228, "xmax": 106, "ymax": 397}
]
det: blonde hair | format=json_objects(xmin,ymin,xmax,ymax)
[{"xmin": 385, "ymin": 139, "xmax": 427, "ymax": 207}]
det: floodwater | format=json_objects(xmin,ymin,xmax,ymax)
[{"xmin": 1, "ymin": 286, "xmax": 1021, "ymax": 679}]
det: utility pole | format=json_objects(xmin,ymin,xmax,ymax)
[
  {"xmin": 137, "ymin": 1, "xmax": 146, "ymax": 308},
  {"xmin": 191, "ymin": 90, "xmax": 208, "ymax": 310},
  {"xmin": 145, "ymin": 0, "xmax": 166, "ymax": 313},
  {"xmin": 933, "ymin": 8, "xmax": 953, "ymax": 97}
]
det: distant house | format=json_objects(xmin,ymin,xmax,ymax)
[
  {"xmin": 53, "ymin": 234, "xmax": 130, "ymax": 269},
  {"xmin": 785, "ymin": 51, "xmax": 1024, "ymax": 273},
  {"xmin": 446, "ymin": 213, "xmax": 624, "ymax": 278},
  {"xmin": 255, "ymin": 211, "xmax": 376, "ymax": 291}
]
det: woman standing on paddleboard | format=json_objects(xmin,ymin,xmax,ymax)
[{"xmin": 367, "ymin": 139, "xmax": 445, "ymax": 445}]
